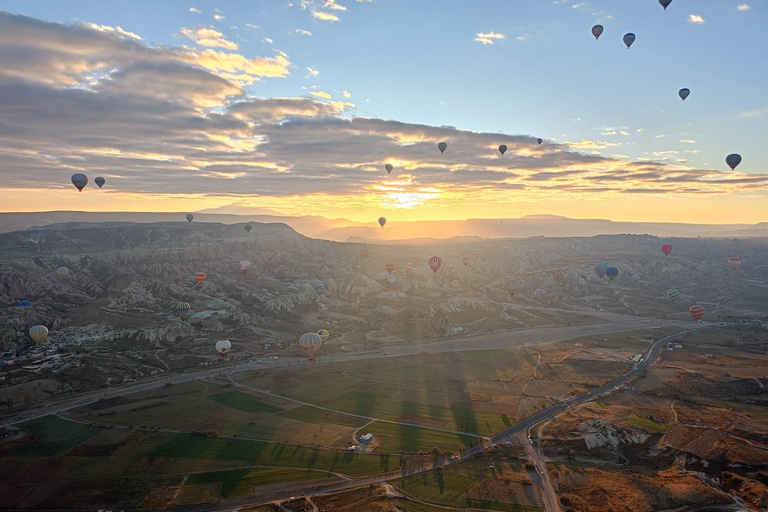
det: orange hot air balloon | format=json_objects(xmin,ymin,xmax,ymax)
[
  {"xmin": 728, "ymin": 257, "xmax": 742, "ymax": 270},
  {"xmin": 689, "ymin": 305, "xmax": 706, "ymax": 322},
  {"xmin": 554, "ymin": 272, "xmax": 564, "ymax": 283},
  {"xmin": 428, "ymin": 256, "xmax": 442, "ymax": 273},
  {"xmin": 462, "ymin": 257, "xmax": 469, "ymax": 267},
  {"xmin": 405, "ymin": 263, "xmax": 413, "ymax": 271},
  {"xmin": 661, "ymin": 244, "xmax": 673, "ymax": 256},
  {"xmin": 385, "ymin": 263, "xmax": 395, "ymax": 274},
  {"xmin": 360, "ymin": 249, "xmax": 370, "ymax": 259},
  {"xmin": 194, "ymin": 272, "xmax": 207, "ymax": 284}
]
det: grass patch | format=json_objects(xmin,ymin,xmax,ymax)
[
  {"xmin": 186, "ymin": 467, "xmax": 331, "ymax": 499},
  {"xmin": 625, "ymin": 416, "xmax": 672, "ymax": 433},
  {"xmin": 7, "ymin": 416, "xmax": 102, "ymax": 456},
  {"xmin": 207, "ymin": 391, "xmax": 284, "ymax": 414},
  {"xmin": 150, "ymin": 434, "xmax": 401, "ymax": 477},
  {"xmin": 398, "ymin": 471, "xmax": 477, "ymax": 506},
  {"xmin": 366, "ymin": 422, "xmax": 478, "ymax": 453},
  {"xmin": 277, "ymin": 406, "xmax": 366, "ymax": 428}
]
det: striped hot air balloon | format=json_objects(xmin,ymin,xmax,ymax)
[
  {"xmin": 361, "ymin": 249, "xmax": 370, "ymax": 259},
  {"xmin": 728, "ymin": 257, "xmax": 742, "ymax": 271},
  {"xmin": 385, "ymin": 263, "xmax": 395, "ymax": 274},
  {"xmin": 29, "ymin": 325, "xmax": 49, "ymax": 344},
  {"xmin": 505, "ymin": 278, "xmax": 521, "ymax": 297},
  {"xmin": 194, "ymin": 272, "xmax": 207, "ymax": 284},
  {"xmin": 689, "ymin": 305, "xmax": 706, "ymax": 322},
  {"xmin": 176, "ymin": 302, "xmax": 191, "ymax": 314},
  {"xmin": 56, "ymin": 266, "xmax": 70, "ymax": 277},
  {"xmin": 667, "ymin": 289, "xmax": 680, "ymax": 301},
  {"xmin": 554, "ymin": 272, "xmax": 564, "ymax": 283},
  {"xmin": 428, "ymin": 256, "xmax": 442, "ymax": 273},
  {"xmin": 534, "ymin": 288, "xmax": 546, "ymax": 299},
  {"xmin": 299, "ymin": 332, "xmax": 323, "ymax": 360},
  {"xmin": 317, "ymin": 329, "xmax": 329, "ymax": 343},
  {"xmin": 405, "ymin": 263, "xmax": 413, "ymax": 271}
]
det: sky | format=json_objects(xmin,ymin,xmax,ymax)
[{"xmin": 0, "ymin": 0, "xmax": 766, "ymax": 224}]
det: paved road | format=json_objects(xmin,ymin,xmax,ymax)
[{"xmin": 1, "ymin": 316, "xmax": 699, "ymax": 427}]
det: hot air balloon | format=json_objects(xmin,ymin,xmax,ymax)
[
  {"xmin": 554, "ymin": 272, "xmax": 564, "ymax": 283},
  {"xmin": 387, "ymin": 274, "xmax": 397, "ymax": 285},
  {"xmin": 244, "ymin": 224, "xmax": 252, "ymax": 233},
  {"xmin": 317, "ymin": 329, "xmax": 330, "ymax": 343},
  {"xmin": 462, "ymin": 257, "xmax": 469, "ymax": 267},
  {"xmin": 689, "ymin": 305, "xmax": 706, "ymax": 322},
  {"xmin": 606, "ymin": 266, "xmax": 619, "ymax": 281},
  {"xmin": 592, "ymin": 24, "xmax": 604, "ymax": 40},
  {"xmin": 631, "ymin": 274, "xmax": 641, "ymax": 281},
  {"xmin": 728, "ymin": 257, "xmax": 742, "ymax": 270},
  {"xmin": 29, "ymin": 325, "xmax": 49, "ymax": 344},
  {"xmin": 678, "ymin": 88, "xmax": 690, "ymax": 101},
  {"xmin": 428, "ymin": 256, "xmax": 442, "ymax": 273},
  {"xmin": 537, "ymin": 138, "xmax": 543, "ymax": 145},
  {"xmin": 239, "ymin": 260, "xmax": 251, "ymax": 274},
  {"xmin": 438, "ymin": 142, "xmax": 447, "ymax": 154},
  {"xmin": 661, "ymin": 244, "xmax": 673, "ymax": 256},
  {"xmin": 18, "ymin": 300, "xmax": 32, "ymax": 309},
  {"xmin": 314, "ymin": 283, "xmax": 325, "ymax": 294},
  {"xmin": 385, "ymin": 263, "xmax": 395, "ymax": 274},
  {"xmin": 405, "ymin": 262, "xmax": 413, "ymax": 271},
  {"xmin": 667, "ymin": 289, "xmax": 680, "ymax": 301},
  {"xmin": 659, "ymin": 0, "xmax": 672, "ymax": 10},
  {"xmin": 498, "ymin": 145, "xmax": 507, "ymax": 155},
  {"xmin": 385, "ymin": 163, "xmax": 393, "ymax": 174},
  {"xmin": 194, "ymin": 272, "xmax": 207, "ymax": 284},
  {"xmin": 186, "ymin": 213, "xmax": 194, "ymax": 223},
  {"xmin": 71, "ymin": 173, "xmax": 88, "ymax": 192},
  {"xmin": 299, "ymin": 332, "xmax": 323, "ymax": 360},
  {"xmin": 534, "ymin": 288, "xmax": 545, "ymax": 299},
  {"xmin": 451, "ymin": 280, "xmax": 460, "ymax": 288},
  {"xmin": 726, "ymin": 154, "xmax": 742, "ymax": 170},
  {"xmin": 56, "ymin": 266, "xmax": 70, "ymax": 277},
  {"xmin": 361, "ymin": 249, "xmax": 370, "ymax": 259},
  {"xmin": 505, "ymin": 278, "xmax": 521, "ymax": 296},
  {"xmin": 176, "ymin": 302, "xmax": 191, "ymax": 314},
  {"xmin": 623, "ymin": 33, "xmax": 636, "ymax": 49},
  {"xmin": 95, "ymin": 177, "xmax": 106, "ymax": 188},
  {"xmin": 215, "ymin": 339, "xmax": 231, "ymax": 356},
  {"xmin": 378, "ymin": 217, "xmax": 387, "ymax": 228},
  {"xmin": 594, "ymin": 263, "xmax": 609, "ymax": 278}
]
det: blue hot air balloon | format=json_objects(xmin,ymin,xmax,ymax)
[
  {"xmin": 594, "ymin": 263, "xmax": 609, "ymax": 278},
  {"xmin": 314, "ymin": 283, "xmax": 325, "ymax": 295},
  {"xmin": 95, "ymin": 177, "xmax": 106, "ymax": 188},
  {"xmin": 18, "ymin": 300, "xmax": 33, "ymax": 309},
  {"xmin": 606, "ymin": 266, "xmax": 619, "ymax": 281}
]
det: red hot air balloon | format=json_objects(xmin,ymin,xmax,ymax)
[
  {"xmin": 385, "ymin": 263, "xmax": 395, "ymax": 274},
  {"xmin": 194, "ymin": 272, "xmax": 207, "ymax": 284},
  {"xmin": 462, "ymin": 257, "xmax": 469, "ymax": 267},
  {"xmin": 728, "ymin": 257, "xmax": 742, "ymax": 270},
  {"xmin": 661, "ymin": 244, "xmax": 673, "ymax": 256},
  {"xmin": 689, "ymin": 305, "xmax": 706, "ymax": 322},
  {"xmin": 554, "ymin": 272, "xmax": 564, "ymax": 283},
  {"xmin": 428, "ymin": 256, "xmax": 442, "ymax": 273}
]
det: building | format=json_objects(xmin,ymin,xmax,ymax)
[{"xmin": 359, "ymin": 433, "xmax": 373, "ymax": 443}]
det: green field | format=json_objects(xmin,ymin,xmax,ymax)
[
  {"xmin": 150, "ymin": 433, "xmax": 402, "ymax": 476},
  {"xmin": 186, "ymin": 467, "xmax": 333, "ymax": 499},
  {"xmin": 625, "ymin": 415, "xmax": 672, "ymax": 433},
  {"xmin": 277, "ymin": 405, "xmax": 367, "ymax": 427},
  {"xmin": 207, "ymin": 391, "xmax": 284, "ymax": 414},
  {"xmin": 4, "ymin": 416, "xmax": 102, "ymax": 456},
  {"xmin": 365, "ymin": 421, "xmax": 478, "ymax": 453}
]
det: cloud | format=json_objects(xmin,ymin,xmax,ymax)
[
  {"xmin": 342, "ymin": 90, "xmax": 351, "ymax": 98},
  {"xmin": 180, "ymin": 27, "xmax": 239, "ymax": 50},
  {"xmin": 323, "ymin": 0, "xmax": 347, "ymax": 10},
  {"xmin": 295, "ymin": 28, "xmax": 312, "ymax": 36},
  {"xmin": 263, "ymin": 37, "xmax": 273, "ymax": 44},
  {"xmin": 572, "ymin": 3, "xmax": 586, "ymax": 8},
  {"xmin": 475, "ymin": 31, "xmax": 505, "ymax": 45},
  {"xmin": 737, "ymin": 4, "xmax": 749, "ymax": 11},
  {"xmin": 84, "ymin": 22, "xmax": 142, "ymax": 40},
  {"xmin": 0, "ymin": 11, "xmax": 765, "ymax": 207},
  {"xmin": 312, "ymin": 11, "xmax": 339, "ymax": 21},
  {"xmin": 688, "ymin": 14, "xmax": 705, "ymax": 24},
  {"xmin": 189, "ymin": 7, "xmax": 201, "ymax": 13},
  {"xmin": 310, "ymin": 90, "xmax": 332, "ymax": 99},
  {"xmin": 306, "ymin": 66, "xmax": 319, "ymax": 77},
  {"xmin": 213, "ymin": 14, "xmax": 226, "ymax": 21},
  {"xmin": 739, "ymin": 106, "xmax": 768, "ymax": 118},
  {"xmin": 680, "ymin": 139, "xmax": 696, "ymax": 144}
]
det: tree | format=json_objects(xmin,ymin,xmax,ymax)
[
  {"xmin": 23, "ymin": 394, "xmax": 32, "ymax": 406},
  {"xmin": 6, "ymin": 397, "xmax": 15, "ymax": 409}
]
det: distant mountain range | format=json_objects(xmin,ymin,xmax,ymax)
[{"xmin": 0, "ymin": 210, "xmax": 766, "ymax": 241}]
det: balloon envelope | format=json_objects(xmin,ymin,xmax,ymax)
[
  {"xmin": 360, "ymin": 249, "xmax": 370, "ymax": 259},
  {"xmin": 438, "ymin": 142, "xmax": 447, "ymax": 154},
  {"xmin": 498, "ymin": 145, "xmax": 507, "ymax": 155},
  {"xmin": 71, "ymin": 173, "xmax": 88, "ymax": 192},
  {"xmin": 176, "ymin": 301, "xmax": 191, "ymax": 313},
  {"xmin": 56, "ymin": 266, "xmax": 70, "ymax": 277},
  {"xmin": 385, "ymin": 263, "xmax": 395, "ymax": 274},
  {"xmin": 537, "ymin": 138, "xmax": 543, "ymax": 145},
  {"xmin": 405, "ymin": 262, "xmax": 413, "ymax": 271},
  {"xmin": 462, "ymin": 257, "xmax": 469, "ymax": 266},
  {"xmin": 534, "ymin": 288, "xmax": 545, "ymax": 298},
  {"xmin": 554, "ymin": 272, "xmax": 564, "ymax": 283},
  {"xmin": 606, "ymin": 267, "xmax": 619, "ymax": 281},
  {"xmin": 659, "ymin": 0, "xmax": 672, "ymax": 9},
  {"xmin": 299, "ymin": 332, "xmax": 323, "ymax": 360},
  {"xmin": 505, "ymin": 278, "xmax": 521, "ymax": 296},
  {"xmin": 385, "ymin": 163, "xmax": 393, "ymax": 174},
  {"xmin": 594, "ymin": 263, "xmax": 609, "ymax": 278},
  {"xmin": 95, "ymin": 177, "xmax": 105, "ymax": 188},
  {"xmin": 215, "ymin": 339, "xmax": 231, "ymax": 356},
  {"xmin": 378, "ymin": 217, "xmax": 386, "ymax": 228},
  {"xmin": 387, "ymin": 274, "xmax": 397, "ymax": 284},
  {"xmin": 623, "ymin": 33, "xmax": 636, "ymax": 48},
  {"xmin": 728, "ymin": 257, "xmax": 742, "ymax": 270},
  {"xmin": 678, "ymin": 88, "xmax": 690, "ymax": 101},
  {"xmin": 428, "ymin": 256, "xmax": 442, "ymax": 273},
  {"xmin": 667, "ymin": 289, "xmax": 680, "ymax": 300},
  {"xmin": 592, "ymin": 24, "xmax": 604, "ymax": 39},
  {"xmin": 186, "ymin": 213, "xmax": 194, "ymax": 222},
  {"xmin": 18, "ymin": 300, "xmax": 33, "ymax": 309},
  {"xmin": 29, "ymin": 325, "xmax": 49, "ymax": 344},
  {"xmin": 689, "ymin": 305, "xmax": 706, "ymax": 322},
  {"xmin": 194, "ymin": 272, "xmax": 207, "ymax": 284},
  {"xmin": 631, "ymin": 274, "xmax": 641, "ymax": 281},
  {"xmin": 244, "ymin": 224, "xmax": 252, "ymax": 233},
  {"xmin": 725, "ymin": 154, "xmax": 742, "ymax": 170},
  {"xmin": 317, "ymin": 329, "xmax": 329, "ymax": 342},
  {"xmin": 661, "ymin": 243, "xmax": 673, "ymax": 256},
  {"xmin": 314, "ymin": 283, "xmax": 325, "ymax": 294},
  {"xmin": 239, "ymin": 260, "xmax": 251, "ymax": 274}
]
